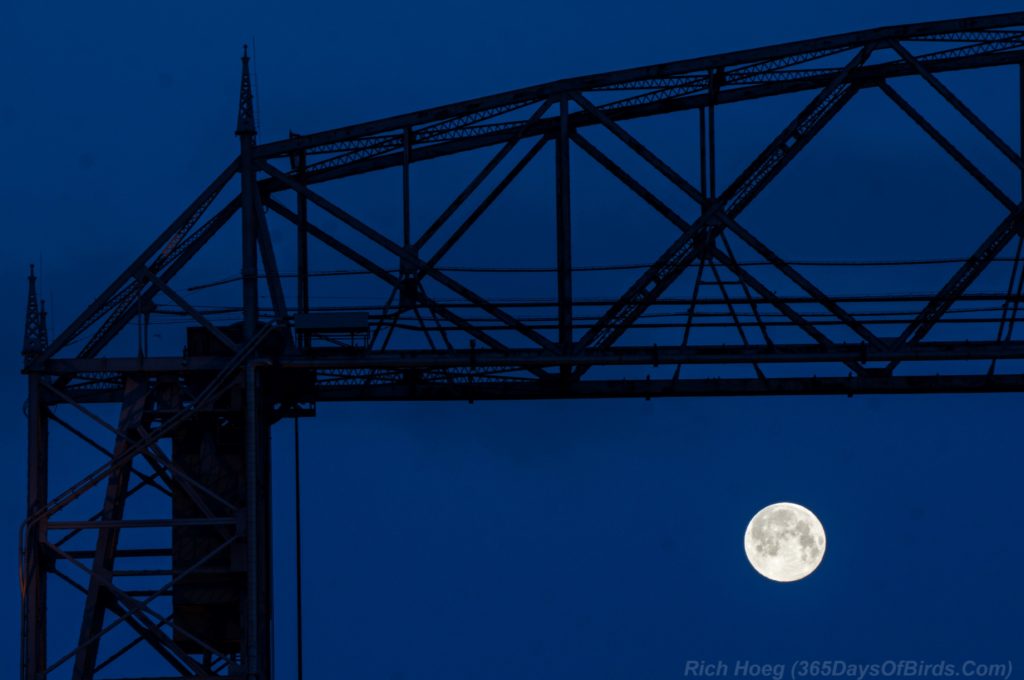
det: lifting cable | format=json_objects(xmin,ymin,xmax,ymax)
[{"xmin": 294, "ymin": 417, "xmax": 304, "ymax": 680}]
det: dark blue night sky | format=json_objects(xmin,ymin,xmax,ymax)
[{"xmin": 3, "ymin": 1, "xmax": 1022, "ymax": 678}]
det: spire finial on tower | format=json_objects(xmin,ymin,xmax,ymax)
[
  {"xmin": 23, "ymin": 264, "xmax": 47, "ymax": 358},
  {"xmin": 235, "ymin": 43, "xmax": 256, "ymax": 137}
]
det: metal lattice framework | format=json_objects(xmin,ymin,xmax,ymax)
[{"xmin": 20, "ymin": 13, "xmax": 1024, "ymax": 679}]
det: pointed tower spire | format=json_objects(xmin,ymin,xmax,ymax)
[
  {"xmin": 23, "ymin": 265, "xmax": 47, "ymax": 358},
  {"xmin": 236, "ymin": 44, "xmax": 256, "ymax": 137}
]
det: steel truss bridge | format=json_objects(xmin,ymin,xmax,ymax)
[{"xmin": 19, "ymin": 12, "xmax": 1024, "ymax": 679}]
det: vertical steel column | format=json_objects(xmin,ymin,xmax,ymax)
[
  {"xmin": 297, "ymin": 149, "xmax": 309, "ymax": 316},
  {"xmin": 238, "ymin": 46, "xmax": 259, "ymax": 340},
  {"xmin": 556, "ymin": 95, "xmax": 573, "ymax": 368},
  {"xmin": 237, "ymin": 45, "xmax": 272, "ymax": 680},
  {"xmin": 239, "ymin": 150, "xmax": 258, "ymax": 340},
  {"xmin": 245, "ymin": 362, "xmax": 261, "ymax": 680},
  {"xmin": 23, "ymin": 374, "xmax": 47, "ymax": 680},
  {"xmin": 399, "ymin": 127, "xmax": 415, "ymax": 308},
  {"xmin": 297, "ymin": 149, "xmax": 310, "ymax": 350},
  {"xmin": 242, "ymin": 361, "xmax": 274, "ymax": 680},
  {"xmin": 708, "ymin": 70, "xmax": 719, "ymax": 201},
  {"xmin": 72, "ymin": 378, "xmax": 148, "ymax": 680},
  {"xmin": 699, "ymin": 106, "xmax": 708, "ymax": 198},
  {"xmin": 403, "ymin": 127, "xmax": 412, "ymax": 249},
  {"xmin": 261, "ymin": 390, "xmax": 274, "ymax": 680}
]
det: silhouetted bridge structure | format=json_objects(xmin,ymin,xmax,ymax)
[{"xmin": 20, "ymin": 12, "xmax": 1024, "ymax": 679}]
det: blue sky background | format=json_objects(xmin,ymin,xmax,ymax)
[{"xmin": 2, "ymin": 1, "xmax": 1022, "ymax": 678}]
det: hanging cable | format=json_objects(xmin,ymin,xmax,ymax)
[
  {"xmin": 185, "ymin": 256, "xmax": 1024, "ymax": 293},
  {"xmin": 293, "ymin": 417, "xmax": 304, "ymax": 680}
]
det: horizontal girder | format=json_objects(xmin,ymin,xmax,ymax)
[
  {"xmin": 38, "ymin": 339, "xmax": 1024, "ymax": 376},
  {"xmin": 312, "ymin": 373, "xmax": 1024, "ymax": 401},
  {"xmin": 257, "ymin": 48, "xmax": 1024, "ymax": 185},
  {"xmin": 257, "ymin": 12, "xmax": 1024, "ymax": 160},
  {"xmin": 36, "ymin": 338, "xmax": 1024, "ymax": 405}
]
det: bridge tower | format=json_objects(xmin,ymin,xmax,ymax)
[{"xmin": 20, "ymin": 13, "xmax": 1024, "ymax": 679}]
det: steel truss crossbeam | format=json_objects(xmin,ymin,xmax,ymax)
[{"xmin": 21, "ymin": 12, "xmax": 1024, "ymax": 680}]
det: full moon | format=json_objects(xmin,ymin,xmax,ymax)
[{"xmin": 744, "ymin": 502, "xmax": 826, "ymax": 582}]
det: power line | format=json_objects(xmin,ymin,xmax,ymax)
[{"xmin": 185, "ymin": 257, "xmax": 1024, "ymax": 292}]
